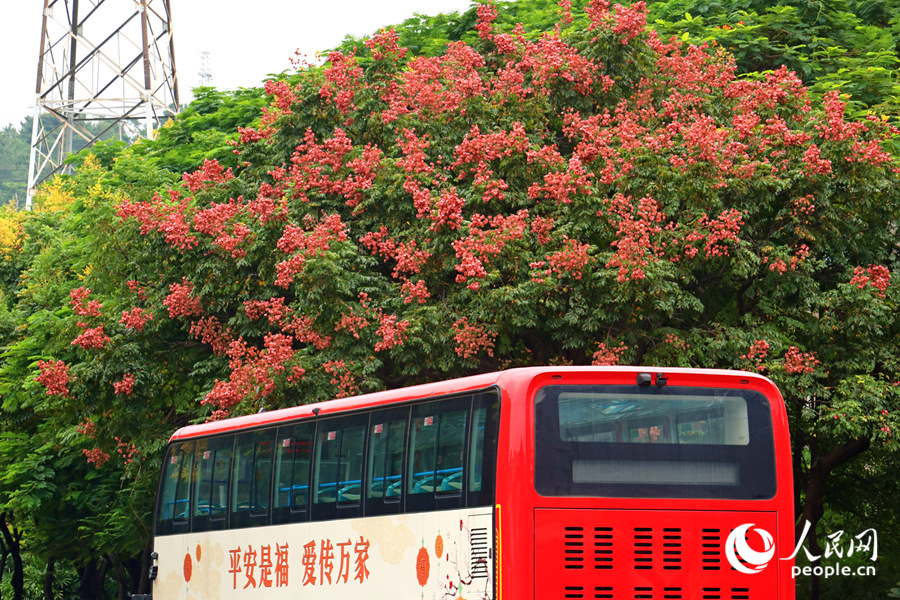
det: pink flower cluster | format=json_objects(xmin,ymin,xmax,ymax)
[
  {"xmin": 850, "ymin": 265, "xmax": 891, "ymax": 298},
  {"xmin": 36, "ymin": 360, "xmax": 71, "ymax": 397},
  {"xmin": 120, "ymin": 307, "xmax": 153, "ymax": 332},
  {"xmin": 163, "ymin": 279, "xmax": 204, "ymax": 318},
  {"xmin": 83, "ymin": 448, "xmax": 110, "ymax": 468},
  {"xmin": 741, "ymin": 339, "xmax": 770, "ymax": 372},
  {"xmin": 70, "ymin": 287, "xmax": 102, "ymax": 317},
  {"xmin": 452, "ymin": 318, "xmax": 496, "ymax": 359},
  {"xmin": 115, "ymin": 437, "xmax": 139, "ymax": 465},
  {"xmin": 591, "ymin": 342, "xmax": 628, "ymax": 366},
  {"xmin": 783, "ymin": 346, "xmax": 820, "ymax": 375},
  {"xmin": 77, "ymin": 418, "xmax": 96, "ymax": 438},
  {"xmin": 113, "ymin": 373, "xmax": 135, "ymax": 395},
  {"xmin": 181, "ymin": 158, "xmax": 235, "ymax": 192}
]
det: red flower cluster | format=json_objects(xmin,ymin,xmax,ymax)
[
  {"xmin": 741, "ymin": 340, "xmax": 770, "ymax": 372},
  {"xmin": 783, "ymin": 347, "xmax": 820, "ymax": 375},
  {"xmin": 190, "ymin": 316, "xmax": 233, "ymax": 356},
  {"xmin": 452, "ymin": 211, "xmax": 528, "ymax": 289},
  {"xmin": 591, "ymin": 342, "xmax": 628, "ymax": 366},
  {"xmin": 113, "ymin": 373, "xmax": 135, "ymax": 395},
  {"xmin": 77, "ymin": 418, "xmax": 96, "ymax": 438},
  {"xmin": 36, "ymin": 360, "xmax": 71, "ymax": 397},
  {"xmin": 163, "ymin": 279, "xmax": 204, "ymax": 318},
  {"xmin": 452, "ymin": 318, "xmax": 496, "ymax": 359},
  {"xmin": 850, "ymin": 265, "xmax": 891, "ymax": 297},
  {"xmin": 115, "ymin": 437, "xmax": 139, "ymax": 465},
  {"xmin": 374, "ymin": 314, "xmax": 410, "ymax": 352},
  {"xmin": 120, "ymin": 307, "xmax": 153, "ymax": 332},
  {"xmin": 72, "ymin": 324, "xmax": 110, "ymax": 350},
  {"xmin": 83, "ymin": 448, "xmax": 110, "ymax": 468},
  {"xmin": 182, "ymin": 158, "xmax": 235, "ymax": 192},
  {"xmin": 117, "ymin": 190, "xmax": 198, "ymax": 250},
  {"xmin": 70, "ymin": 287, "xmax": 102, "ymax": 317},
  {"xmin": 323, "ymin": 360, "xmax": 358, "ymax": 398}
]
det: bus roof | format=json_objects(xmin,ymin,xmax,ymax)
[{"xmin": 167, "ymin": 366, "xmax": 775, "ymax": 443}]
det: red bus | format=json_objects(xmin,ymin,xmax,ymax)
[{"xmin": 150, "ymin": 366, "xmax": 795, "ymax": 600}]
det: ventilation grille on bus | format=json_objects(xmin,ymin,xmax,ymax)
[
  {"xmin": 562, "ymin": 525, "xmax": 691, "ymax": 573},
  {"xmin": 559, "ymin": 585, "xmax": 753, "ymax": 599},
  {"xmin": 535, "ymin": 510, "xmax": 778, "ymax": 600}
]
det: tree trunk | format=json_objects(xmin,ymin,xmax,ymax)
[
  {"xmin": 798, "ymin": 437, "xmax": 870, "ymax": 600},
  {"xmin": 0, "ymin": 530, "xmax": 8, "ymax": 598},
  {"xmin": 109, "ymin": 552, "xmax": 131, "ymax": 600},
  {"xmin": 43, "ymin": 558, "xmax": 55, "ymax": 600},
  {"xmin": 78, "ymin": 557, "xmax": 111, "ymax": 600},
  {"xmin": 0, "ymin": 514, "xmax": 24, "ymax": 600},
  {"xmin": 134, "ymin": 542, "xmax": 154, "ymax": 596}
]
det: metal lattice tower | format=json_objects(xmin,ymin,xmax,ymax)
[
  {"xmin": 27, "ymin": 0, "xmax": 180, "ymax": 208},
  {"xmin": 198, "ymin": 50, "xmax": 212, "ymax": 87}
]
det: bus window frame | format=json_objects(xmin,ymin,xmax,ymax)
[
  {"xmin": 364, "ymin": 407, "xmax": 410, "ymax": 517},
  {"xmin": 272, "ymin": 420, "xmax": 316, "ymax": 525},
  {"xmin": 466, "ymin": 391, "xmax": 500, "ymax": 508},
  {"xmin": 406, "ymin": 396, "xmax": 472, "ymax": 514},
  {"xmin": 230, "ymin": 428, "xmax": 277, "ymax": 529},
  {"xmin": 310, "ymin": 414, "xmax": 369, "ymax": 522},
  {"xmin": 191, "ymin": 435, "xmax": 234, "ymax": 532},
  {"xmin": 155, "ymin": 441, "xmax": 195, "ymax": 536}
]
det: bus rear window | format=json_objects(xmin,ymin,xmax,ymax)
[{"xmin": 535, "ymin": 385, "xmax": 776, "ymax": 499}]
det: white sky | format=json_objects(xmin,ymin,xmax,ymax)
[{"xmin": 0, "ymin": 0, "xmax": 476, "ymax": 129}]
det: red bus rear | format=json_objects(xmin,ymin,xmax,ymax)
[{"xmin": 496, "ymin": 367, "xmax": 794, "ymax": 600}]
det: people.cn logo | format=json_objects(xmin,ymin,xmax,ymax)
[{"xmin": 725, "ymin": 524, "xmax": 775, "ymax": 574}]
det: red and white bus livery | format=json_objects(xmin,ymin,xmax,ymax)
[{"xmin": 151, "ymin": 366, "xmax": 795, "ymax": 599}]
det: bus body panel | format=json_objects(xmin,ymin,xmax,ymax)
[
  {"xmin": 535, "ymin": 509, "xmax": 779, "ymax": 599},
  {"xmin": 153, "ymin": 507, "xmax": 493, "ymax": 600},
  {"xmin": 495, "ymin": 368, "xmax": 795, "ymax": 600}
]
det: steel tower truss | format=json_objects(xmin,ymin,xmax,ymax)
[{"xmin": 27, "ymin": 0, "xmax": 179, "ymax": 208}]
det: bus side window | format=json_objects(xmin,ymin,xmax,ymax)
[
  {"xmin": 273, "ymin": 422, "xmax": 315, "ymax": 523},
  {"xmin": 155, "ymin": 441, "xmax": 194, "ymax": 535},
  {"xmin": 408, "ymin": 398, "xmax": 470, "ymax": 513},
  {"xmin": 408, "ymin": 414, "xmax": 438, "ymax": 496},
  {"xmin": 467, "ymin": 391, "xmax": 500, "ymax": 507},
  {"xmin": 366, "ymin": 409, "xmax": 408, "ymax": 516},
  {"xmin": 312, "ymin": 416, "xmax": 367, "ymax": 520},
  {"xmin": 231, "ymin": 429, "xmax": 275, "ymax": 528},
  {"xmin": 192, "ymin": 436, "xmax": 233, "ymax": 532},
  {"xmin": 469, "ymin": 407, "xmax": 487, "ymax": 492}
]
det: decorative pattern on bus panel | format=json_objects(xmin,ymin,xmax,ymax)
[{"xmin": 152, "ymin": 508, "xmax": 493, "ymax": 600}]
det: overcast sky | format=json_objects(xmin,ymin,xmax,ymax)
[{"xmin": 0, "ymin": 0, "xmax": 476, "ymax": 129}]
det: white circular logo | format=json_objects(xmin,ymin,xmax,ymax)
[{"xmin": 725, "ymin": 523, "xmax": 775, "ymax": 574}]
